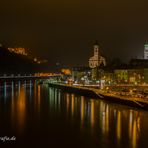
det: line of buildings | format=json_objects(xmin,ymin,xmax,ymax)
[{"xmin": 71, "ymin": 42, "xmax": 148, "ymax": 86}]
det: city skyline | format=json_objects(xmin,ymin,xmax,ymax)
[{"xmin": 0, "ymin": 0, "xmax": 148, "ymax": 66}]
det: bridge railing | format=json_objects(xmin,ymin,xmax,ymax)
[
  {"xmin": 0, "ymin": 73, "xmax": 62, "ymax": 79},
  {"xmin": 0, "ymin": 74, "xmax": 34, "ymax": 79}
]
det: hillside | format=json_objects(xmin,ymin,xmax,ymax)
[{"xmin": 0, "ymin": 46, "xmax": 39, "ymax": 74}]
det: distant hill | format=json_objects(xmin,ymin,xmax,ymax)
[{"xmin": 0, "ymin": 46, "xmax": 39, "ymax": 74}]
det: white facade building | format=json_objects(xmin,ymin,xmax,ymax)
[
  {"xmin": 144, "ymin": 43, "xmax": 148, "ymax": 59},
  {"xmin": 89, "ymin": 42, "xmax": 106, "ymax": 68}
]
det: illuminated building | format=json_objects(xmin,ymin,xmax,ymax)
[
  {"xmin": 114, "ymin": 68, "xmax": 146, "ymax": 84},
  {"xmin": 34, "ymin": 58, "xmax": 37, "ymax": 62},
  {"xmin": 88, "ymin": 41, "xmax": 106, "ymax": 81},
  {"xmin": 114, "ymin": 70, "xmax": 128, "ymax": 83},
  {"xmin": 144, "ymin": 43, "xmax": 148, "ymax": 59},
  {"xmin": 33, "ymin": 58, "xmax": 47, "ymax": 64},
  {"xmin": 144, "ymin": 69, "xmax": 148, "ymax": 83},
  {"xmin": 103, "ymin": 71, "xmax": 114, "ymax": 85},
  {"xmin": 61, "ymin": 69, "xmax": 71, "ymax": 75},
  {"xmin": 7, "ymin": 47, "xmax": 47, "ymax": 64},
  {"xmin": 8, "ymin": 48, "xmax": 28, "ymax": 56},
  {"xmin": 89, "ymin": 41, "xmax": 106, "ymax": 68},
  {"xmin": 72, "ymin": 66, "xmax": 91, "ymax": 83}
]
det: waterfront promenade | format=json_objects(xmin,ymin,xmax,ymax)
[{"xmin": 48, "ymin": 83, "xmax": 148, "ymax": 110}]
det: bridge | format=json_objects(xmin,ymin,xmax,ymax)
[{"xmin": 0, "ymin": 73, "xmax": 62, "ymax": 82}]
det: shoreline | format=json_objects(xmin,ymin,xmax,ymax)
[{"xmin": 48, "ymin": 83, "xmax": 148, "ymax": 111}]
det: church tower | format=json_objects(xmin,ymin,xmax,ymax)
[
  {"xmin": 144, "ymin": 43, "xmax": 148, "ymax": 59},
  {"xmin": 93, "ymin": 42, "xmax": 99, "ymax": 58},
  {"xmin": 89, "ymin": 41, "xmax": 106, "ymax": 68}
]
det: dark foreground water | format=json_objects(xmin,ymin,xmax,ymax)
[{"xmin": 0, "ymin": 81, "xmax": 148, "ymax": 148}]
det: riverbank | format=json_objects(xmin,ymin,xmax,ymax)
[{"xmin": 48, "ymin": 83, "xmax": 148, "ymax": 110}]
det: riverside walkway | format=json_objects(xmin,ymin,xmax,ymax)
[{"xmin": 48, "ymin": 83, "xmax": 148, "ymax": 110}]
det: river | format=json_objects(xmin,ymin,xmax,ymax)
[{"xmin": 0, "ymin": 81, "xmax": 148, "ymax": 148}]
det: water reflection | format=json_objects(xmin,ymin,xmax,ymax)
[
  {"xmin": 80, "ymin": 96, "xmax": 85, "ymax": 128},
  {"xmin": 11, "ymin": 81, "xmax": 14, "ymax": 98},
  {"xmin": 66, "ymin": 94, "xmax": 70, "ymax": 116},
  {"xmin": 62, "ymin": 91, "xmax": 142, "ymax": 148},
  {"xmin": 58, "ymin": 90, "xmax": 61, "ymax": 111},
  {"xmin": 37, "ymin": 85, "xmax": 41, "ymax": 113},
  {"xmin": 11, "ymin": 81, "xmax": 15, "ymax": 129},
  {"xmin": 117, "ymin": 111, "xmax": 121, "ymax": 143},
  {"xmin": 0, "ymin": 83, "xmax": 147, "ymax": 147},
  {"xmin": 29, "ymin": 80, "xmax": 32, "ymax": 99},
  {"xmin": 17, "ymin": 85, "xmax": 26, "ymax": 133},
  {"xmin": 90, "ymin": 100, "xmax": 95, "ymax": 128},
  {"xmin": 34, "ymin": 82, "xmax": 41, "ymax": 114},
  {"xmin": 129, "ymin": 110, "xmax": 141, "ymax": 148},
  {"xmin": 100, "ymin": 102, "xmax": 109, "ymax": 135},
  {"xmin": 11, "ymin": 82, "xmax": 26, "ymax": 134},
  {"xmin": 71, "ymin": 94, "xmax": 74, "ymax": 117},
  {"xmin": 18, "ymin": 81, "xmax": 21, "ymax": 94},
  {"xmin": 48, "ymin": 88, "xmax": 62, "ymax": 112},
  {"xmin": 4, "ymin": 82, "xmax": 6, "ymax": 99}
]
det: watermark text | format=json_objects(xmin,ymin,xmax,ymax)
[{"xmin": 0, "ymin": 136, "xmax": 16, "ymax": 142}]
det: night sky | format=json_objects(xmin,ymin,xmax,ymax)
[{"xmin": 0, "ymin": 0, "xmax": 148, "ymax": 67}]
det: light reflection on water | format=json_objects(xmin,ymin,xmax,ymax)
[
  {"xmin": 10, "ymin": 81, "xmax": 26, "ymax": 134},
  {"xmin": 0, "ymin": 81, "xmax": 148, "ymax": 147},
  {"xmin": 80, "ymin": 96, "xmax": 85, "ymax": 128}
]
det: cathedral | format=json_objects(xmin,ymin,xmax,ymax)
[{"xmin": 89, "ymin": 41, "xmax": 106, "ymax": 68}]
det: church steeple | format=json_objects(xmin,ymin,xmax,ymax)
[
  {"xmin": 93, "ymin": 40, "xmax": 99, "ymax": 57},
  {"xmin": 89, "ymin": 41, "xmax": 106, "ymax": 68}
]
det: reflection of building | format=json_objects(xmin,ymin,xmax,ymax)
[{"xmin": 89, "ymin": 41, "xmax": 106, "ymax": 68}]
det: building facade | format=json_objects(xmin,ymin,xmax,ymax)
[
  {"xmin": 72, "ymin": 66, "xmax": 91, "ymax": 84},
  {"xmin": 89, "ymin": 42, "xmax": 106, "ymax": 68},
  {"xmin": 144, "ymin": 43, "xmax": 148, "ymax": 59},
  {"xmin": 113, "ymin": 68, "xmax": 147, "ymax": 84}
]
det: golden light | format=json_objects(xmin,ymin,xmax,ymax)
[{"xmin": 61, "ymin": 69, "xmax": 71, "ymax": 75}]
